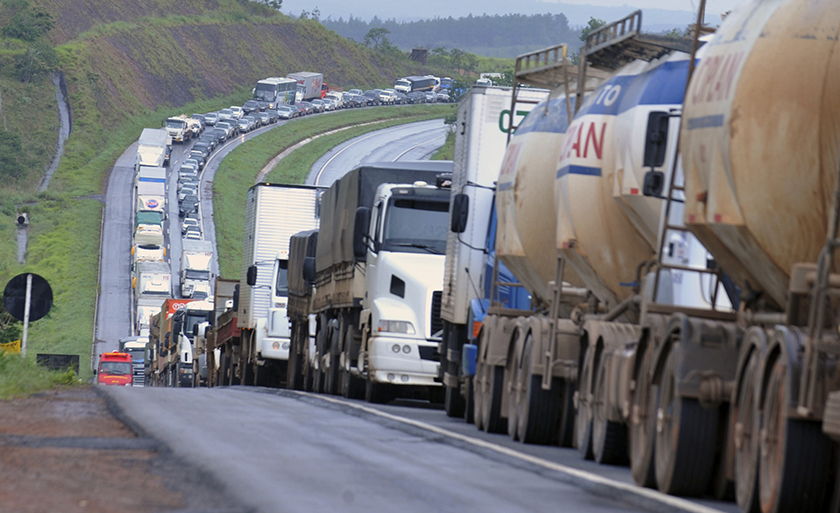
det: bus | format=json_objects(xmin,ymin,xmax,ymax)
[{"xmin": 253, "ymin": 77, "xmax": 297, "ymax": 109}]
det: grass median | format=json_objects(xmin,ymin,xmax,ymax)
[{"xmin": 213, "ymin": 103, "xmax": 455, "ymax": 279}]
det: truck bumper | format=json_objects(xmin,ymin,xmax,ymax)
[
  {"xmin": 260, "ymin": 337, "xmax": 290, "ymax": 361},
  {"xmin": 368, "ymin": 335, "xmax": 440, "ymax": 386}
]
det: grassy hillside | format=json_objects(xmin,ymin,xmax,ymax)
[{"xmin": 0, "ymin": 0, "xmax": 452, "ymax": 375}]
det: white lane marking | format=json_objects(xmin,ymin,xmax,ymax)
[
  {"xmin": 314, "ymin": 121, "xmax": 442, "ymax": 185},
  {"xmin": 393, "ymin": 133, "xmax": 446, "ymax": 161},
  {"xmin": 293, "ymin": 391, "xmax": 727, "ymax": 513}
]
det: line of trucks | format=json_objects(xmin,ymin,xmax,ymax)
[{"xmin": 160, "ymin": 0, "xmax": 840, "ymax": 510}]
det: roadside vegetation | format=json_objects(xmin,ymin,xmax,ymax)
[
  {"xmin": 0, "ymin": 352, "xmax": 80, "ymax": 400},
  {"xmin": 214, "ymin": 103, "xmax": 454, "ymax": 278}
]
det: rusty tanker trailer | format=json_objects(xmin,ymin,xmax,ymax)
[{"xmin": 471, "ymin": 1, "xmax": 840, "ymax": 511}]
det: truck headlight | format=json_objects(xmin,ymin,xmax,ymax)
[{"xmin": 377, "ymin": 320, "xmax": 415, "ymax": 334}]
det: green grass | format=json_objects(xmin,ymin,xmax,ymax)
[
  {"xmin": 0, "ymin": 353, "xmax": 82, "ymax": 400},
  {"xmin": 431, "ymin": 129, "xmax": 455, "ymax": 160},
  {"xmin": 213, "ymin": 104, "xmax": 455, "ymax": 278}
]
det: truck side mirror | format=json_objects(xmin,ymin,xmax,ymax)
[
  {"xmin": 642, "ymin": 170, "xmax": 665, "ymax": 197},
  {"xmin": 353, "ymin": 207, "xmax": 371, "ymax": 261},
  {"xmin": 233, "ymin": 284, "xmax": 240, "ymax": 312},
  {"xmin": 303, "ymin": 256, "xmax": 316, "ymax": 285},
  {"xmin": 246, "ymin": 265, "xmax": 258, "ymax": 286},
  {"xmin": 451, "ymin": 193, "xmax": 469, "ymax": 233}
]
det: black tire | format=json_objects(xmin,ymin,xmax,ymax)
[
  {"xmin": 287, "ymin": 345, "xmax": 304, "ymax": 390},
  {"xmin": 365, "ymin": 374, "xmax": 390, "ymax": 404},
  {"xmin": 557, "ymin": 380, "xmax": 576, "ymax": 447},
  {"xmin": 445, "ymin": 384, "xmax": 466, "ymax": 418},
  {"xmin": 324, "ymin": 350, "xmax": 340, "ymax": 395},
  {"xmin": 630, "ymin": 347, "xmax": 658, "ymax": 488},
  {"xmin": 429, "ymin": 386, "xmax": 445, "ymax": 404},
  {"xmin": 474, "ymin": 362, "xmax": 486, "ymax": 431},
  {"xmin": 592, "ymin": 355, "xmax": 628, "ymax": 464},
  {"xmin": 303, "ymin": 357, "xmax": 314, "ymax": 392},
  {"xmin": 734, "ymin": 349, "xmax": 761, "ymax": 513},
  {"xmin": 515, "ymin": 336, "xmax": 560, "ymax": 445},
  {"xmin": 482, "ymin": 364, "xmax": 507, "ymax": 434},
  {"xmin": 655, "ymin": 347, "xmax": 718, "ymax": 497},
  {"xmin": 758, "ymin": 358, "xmax": 831, "ymax": 513},
  {"xmin": 576, "ymin": 345, "xmax": 594, "ymax": 460},
  {"xmin": 464, "ymin": 376, "xmax": 475, "ymax": 425}
]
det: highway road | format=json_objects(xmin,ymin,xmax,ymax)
[{"xmin": 95, "ymin": 110, "xmax": 738, "ymax": 513}]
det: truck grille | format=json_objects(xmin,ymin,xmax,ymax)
[{"xmin": 430, "ymin": 291, "xmax": 443, "ymax": 337}]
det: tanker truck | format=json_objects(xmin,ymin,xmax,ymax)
[
  {"xmin": 474, "ymin": 10, "xmax": 750, "ymax": 501},
  {"xmin": 675, "ymin": 1, "xmax": 840, "ymax": 511},
  {"xmin": 285, "ymin": 162, "xmax": 453, "ymax": 403}
]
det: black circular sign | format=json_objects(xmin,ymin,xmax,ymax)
[{"xmin": 3, "ymin": 273, "xmax": 53, "ymax": 322}]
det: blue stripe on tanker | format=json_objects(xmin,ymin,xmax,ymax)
[{"xmin": 556, "ymin": 165, "xmax": 602, "ymax": 178}]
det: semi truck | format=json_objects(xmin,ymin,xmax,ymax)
[
  {"xmin": 288, "ymin": 71, "xmax": 324, "ymax": 102},
  {"xmin": 136, "ymin": 128, "xmax": 171, "ymax": 170},
  {"xmin": 163, "ymin": 115, "xmax": 201, "ymax": 143},
  {"xmin": 135, "ymin": 166, "xmax": 166, "ymax": 214},
  {"xmin": 118, "ymin": 336, "xmax": 147, "ymax": 386},
  {"xmin": 213, "ymin": 184, "xmax": 323, "ymax": 388},
  {"xmin": 437, "ymin": 85, "xmax": 549, "ymax": 417},
  {"xmin": 180, "ymin": 239, "xmax": 213, "ymax": 299},
  {"xmin": 285, "ymin": 162, "xmax": 452, "ymax": 403},
  {"xmin": 394, "ymin": 76, "xmax": 436, "ymax": 94},
  {"xmin": 147, "ymin": 298, "xmax": 213, "ymax": 387},
  {"xmin": 96, "ymin": 352, "xmax": 133, "ymax": 386}
]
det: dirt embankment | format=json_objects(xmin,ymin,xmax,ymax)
[{"xmin": 0, "ymin": 386, "xmax": 246, "ymax": 513}]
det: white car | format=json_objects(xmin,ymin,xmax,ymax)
[
  {"xmin": 184, "ymin": 227, "xmax": 202, "ymax": 240},
  {"xmin": 379, "ymin": 90, "xmax": 397, "ymax": 104},
  {"xmin": 324, "ymin": 93, "xmax": 343, "ymax": 109},
  {"xmin": 181, "ymin": 217, "xmax": 200, "ymax": 235},
  {"xmin": 179, "ymin": 186, "xmax": 198, "ymax": 202},
  {"xmin": 218, "ymin": 108, "xmax": 234, "ymax": 121},
  {"xmin": 230, "ymin": 106, "xmax": 244, "ymax": 119},
  {"xmin": 322, "ymin": 99, "xmax": 336, "ymax": 111}
]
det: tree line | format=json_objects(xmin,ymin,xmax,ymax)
[{"xmin": 321, "ymin": 13, "xmax": 582, "ymax": 58}]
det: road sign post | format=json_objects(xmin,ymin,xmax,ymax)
[{"xmin": 21, "ymin": 273, "xmax": 31, "ymax": 357}]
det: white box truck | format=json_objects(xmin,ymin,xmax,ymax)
[
  {"xmin": 288, "ymin": 72, "xmax": 324, "ymax": 102},
  {"xmin": 180, "ymin": 239, "xmax": 213, "ymax": 299},
  {"xmin": 136, "ymin": 128, "xmax": 171, "ymax": 170}
]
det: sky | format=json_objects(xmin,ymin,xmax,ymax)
[{"xmin": 281, "ymin": 0, "xmax": 748, "ymax": 27}]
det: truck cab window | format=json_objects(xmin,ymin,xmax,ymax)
[
  {"xmin": 381, "ymin": 197, "xmax": 449, "ymax": 254},
  {"xmin": 274, "ymin": 259, "xmax": 289, "ymax": 297}
]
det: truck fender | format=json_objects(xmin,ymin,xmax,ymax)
[
  {"xmin": 757, "ymin": 326, "xmax": 804, "ymax": 419},
  {"xmin": 650, "ymin": 313, "xmax": 690, "ymax": 386}
]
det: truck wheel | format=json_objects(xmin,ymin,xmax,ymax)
[
  {"xmin": 303, "ymin": 358, "xmax": 314, "ymax": 392},
  {"xmin": 325, "ymin": 351, "xmax": 340, "ymax": 395},
  {"xmin": 480, "ymin": 363, "xmax": 507, "ymax": 434},
  {"xmin": 592, "ymin": 354, "xmax": 628, "ymax": 464},
  {"xmin": 576, "ymin": 345, "xmax": 594, "ymax": 460},
  {"xmin": 655, "ymin": 347, "xmax": 718, "ymax": 497},
  {"xmin": 758, "ymin": 356, "xmax": 830, "ymax": 513},
  {"xmin": 287, "ymin": 348, "xmax": 304, "ymax": 390},
  {"xmin": 365, "ymin": 374, "xmax": 390, "ymax": 404},
  {"xmin": 733, "ymin": 349, "xmax": 761, "ymax": 513},
  {"xmin": 339, "ymin": 351, "xmax": 364, "ymax": 399},
  {"xmin": 630, "ymin": 346, "xmax": 658, "ymax": 488},
  {"xmin": 513, "ymin": 335, "xmax": 560, "ymax": 445},
  {"xmin": 464, "ymin": 376, "xmax": 475, "ymax": 425},
  {"xmin": 445, "ymin": 385, "xmax": 465, "ymax": 418},
  {"xmin": 557, "ymin": 380, "xmax": 575, "ymax": 447}
]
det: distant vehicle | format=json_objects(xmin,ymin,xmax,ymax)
[
  {"xmin": 324, "ymin": 92, "xmax": 343, "ymax": 109},
  {"xmin": 291, "ymin": 104, "xmax": 306, "ymax": 117},
  {"xmin": 184, "ymin": 158, "xmax": 202, "ymax": 173},
  {"xmin": 288, "ymin": 71, "xmax": 324, "ymax": 102},
  {"xmin": 243, "ymin": 100, "xmax": 259, "ymax": 114},
  {"xmin": 185, "ymin": 229, "xmax": 201, "ymax": 240},
  {"xmin": 179, "ymin": 196, "xmax": 199, "ymax": 217},
  {"xmin": 179, "ymin": 186, "xmax": 198, "ymax": 202},
  {"xmin": 266, "ymin": 110, "xmax": 280, "ymax": 123},
  {"xmin": 322, "ymin": 98, "xmax": 336, "ymax": 111},
  {"xmin": 436, "ymin": 92, "xmax": 451, "ymax": 103},
  {"xmin": 378, "ymin": 90, "xmax": 397, "ymax": 104},
  {"xmin": 193, "ymin": 140, "xmax": 213, "ymax": 155},
  {"xmin": 395, "ymin": 92, "xmax": 408, "ymax": 104},
  {"xmin": 296, "ymin": 101, "xmax": 314, "ymax": 115},
  {"xmin": 395, "ymin": 76, "xmax": 437, "ymax": 93},
  {"xmin": 253, "ymin": 77, "xmax": 298, "ymax": 109},
  {"xmin": 136, "ymin": 128, "xmax": 171, "ymax": 170},
  {"xmin": 363, "ymin": 90, "xmax": 382, "ymax": 105},
  {"xmin": 216, "ymin": 121, "xmax": 236, "ymax": 137},
  {"xmin": 189, "ymin": 150, "xmax": 206, "ymax": 168},
  {"xmin": 97, "ymin": 352, "xmax": 133, "ymax": 386},
  {"xmin": 237, "ymin": 118, "xmax": 251, "ymax": 132},
  {"xmin": 348, "ymin": 88, "xmax": 363, "ymax": 96},
  {"xmin": 309, "ymin": 99, "xmax": 326, "ymax": 113},
  {"xmin": 475, "ymin": 78, "xmax": 492, "ymax": 86},
  {"xmin": 407, "ymin": 92, "xmax": 426, "ymax": 104},
  {"xmin": 230, "ymin": 106, "xmax": 244, "ymax": 119},
  {"xmin": 218, "ymin": 108, "xmax": 234, "ymax": 121},
  {"xmin": 424, "ymin": 91, "xmax": 438, "ymax": 102},
  {"xmin": 210, "ymin": 127, "xmax": 228, "ymax": 142},
  {"xmin": 182, "ymin": 217, "xmax": 200, "ymax": 235},
  {"xmin": 257, "ymin": 111, "xmax": 271, "ymax": 125},
  {"xmin": 256, "ymin": 99, "xmax": 270, "ymax": 111},
  {"xmin": 276, "ymin": 105, "xmax": 295, "ymax": 119},
  {"xmin": 203, "ymin": 112, "xmax": 219, "ymax": 125},
  {"xmin": 190, "ymin": 114, "xmax": 206, "ymax": 130}
]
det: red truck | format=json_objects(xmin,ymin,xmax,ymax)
[{"xmin": 97, "ymin": 352, "xmax": 133, "ymax": 386}]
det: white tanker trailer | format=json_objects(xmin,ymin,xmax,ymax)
[
  {"xmin": 475, "ymin": 7, "xmax": 748, "ymax": 504},
  {"xmin": 680, "ymin": 0, "xmax": 840, "ymax": 512}
]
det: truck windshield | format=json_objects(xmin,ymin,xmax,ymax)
[
  {"xmin": 254, "ymin": 85, "xmax": 277, "ymax": 100},
  {"xmin": 125, "ymin": 349, "xmax": 144, "ymax": 362},
  {"xmin": 396, "ymin": 79, "xmax": 410, "ymax": 87},
  {"xmin": 381, "ymin": 197, "xmax": 449, "ymax": 255},
  {"xmin": 183, "ymin": 311, "xmax": 210, "ymax": 341},
  {"xmin": 275, "ymin": 260, "xmax": 289, "ymax": 297},
  {"xmin": 100, "ymin": 362, "xmax": 131, "ymax": 375},
  {"xmin": 184, "ymin": 270, "xmax": 210, "ymax": 281},
  {"xmin": 166, "ymin": 119, "xmax": 186, "ymax": 129}
]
